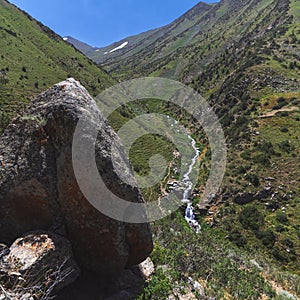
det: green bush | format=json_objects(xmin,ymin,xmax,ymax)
[
  {"xmin": 240, "ymin": 149, "xmax": 252, "ymax": 160},
  {"xmin": 228, "ymin": 229, "xmax": 247, "ymax": 247},
  {"xmin": 239, "ymin": 206, "xmax": 264, "ymax": 231},
  {"xmin": 275, "ymin": 224, "xmax": 285, "ymax": 232},
  {"xmin": 281, "ymin": 238, "xmax": 294, "ymax": 249},
  {"xmin": 253, "ymin": 153, "xmax": 270, "ymax": 166},
  {"xmin": 245, "ymin": 173, "xmax": 260, "ymax": 187},
  {"xmin": 278, "ymin": 140, "xmax": 294, "ymax": 154},
  {"xmin": 272, "ymin": 246, "xmax": 289, "ymax": 262},
  {"xmin": 276, "ymin": 211, "xmax": 288, "ymax": 224},
  {"xmin": 137, "ymin": 268, "xmax": 173, "ymax": 300},
  {"xmin": 207, "ymin": 258, "xmax": 275, "ymax": 299},
  {"xmin": 255, "ymin": 141, "xmax": 275, "ymax": 155},
  {"xmin": 277, "ymin": 97, "xmax": 286, "ymax": 103},
  {"xmin": 257, "ymin": 229, "xmax": 276, "ymax": 248},
  {"xmin": 280, "ymin": 127, "xmax": 289, "ymax": 133},
  {"xmin": 275, "ymin": 111, "xmax": 289, "ymax": 117}
]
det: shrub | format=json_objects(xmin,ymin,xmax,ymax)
[
  {"xmin": 275, "ymin": 111, "xmax": 289, "ymax": 117},
  {"xmin": 276, "ymin": 211, "xmax": 288, "ymax": 224},
  {"xmin": 280, "ymin": 127, "xmax": 289, "ymax": 133},
  {"xmin": 253, "ymin": 153, "xmax": 270, "ymax": 166},
  {"xmin": 272, "ymin": 246, "xmax": 289, "ymax": 262},
  {"xmin": 273, "ymin": 101, "xmax": 287, "ymax": 109},
  {"xmin": 241, "ymin": 149, "xmax": 251, "ymax": 160},
  {"xmin": 275, "ymin": 224, "xmax": 285, "ymax": 232},
  {"xmin": 278, "ymin": 140, "xmax": 294, "ymax": 153},
  {"xmin": 277, "ymin": 97, "xmax": 286, "ymax": 103},
  {"xmin": 233, "ymin": 165, "xmax": 251, "ymax": 176},
  {"xmin": 255, "ymin": 141, "xmax": 275, "ymax": 155},
  {"xmin": 239, "ymin": 206, "xmax": 264, "ymax": 231},
  {"xmin": 137, "ymin": 268, "xmax": 173, "ymax": 300},
  {"xmin": 245, "ymin": 173, "xmax": 260, "ymax": 187},
  {"xmin": 228, "ymin": 229, "xmax": 247, "ymax": 247},
  {"xmin": 257, "ymin": 229, "xmax": 276, "ymax": 248},
  {"xmin": 281, "ymin": 238, "xmax": 294, "ymax": 249}
]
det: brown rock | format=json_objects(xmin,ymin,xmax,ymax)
[
  {"xmin": 0, "ymin": 231, "xmax": 79, "ymax": 298},
  {"xmin": 0, "ymin": 78, "xmax": 153, "ymax": 275}
]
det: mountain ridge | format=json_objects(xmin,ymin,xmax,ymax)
[
  {"xmin": 0, "ymin": 0, "xmax": 300, "ymax": 298},
  {"xmin": 66, "ymin": 1, "xmax": 214, "ymax": 65}
]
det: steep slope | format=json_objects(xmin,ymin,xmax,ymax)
[
  {"xmin": 88, "ymin": 0, "xmax": 300, "ymax": 298},
  {"xmin": 100, "ymin": 0, "xmax": 298, "ymax": 83},
  {"xmin": 63, "ymin": 36, "xmax": 96, "ymax": 55},
  {"xmin": 1, "ymin": 0, "xmax": 299, "ymax": 298},
  {"xmin": 0, "ymin": 0, "xmax": 114, "ymax": 134},
  {"xmin": 67, "ymin": 2, "xmax": 212, "ymax": 67}
]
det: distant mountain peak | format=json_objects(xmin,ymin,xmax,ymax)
[
  {"xmin": 178, "ymin": 1, "xmax": 212, "ymax": 20},
  {"xmin": 63, "ymin": 36, "xmax": 95, "ymax": 54}
]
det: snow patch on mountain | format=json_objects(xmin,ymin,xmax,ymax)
[{"xmin": 109, "ymin": 41, "xmax": 128, "ymax": 53}]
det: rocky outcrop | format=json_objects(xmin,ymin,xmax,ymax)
[
  {"xmin": 233, "ymin": 186, "xmax": 273, "ymax": 205},
  {"xmin": 56, "ymin": 269, "xmax": 143, "ymax": 300},
  {"xmin": 56, "ymin": 258, "xmax": 155, "ymax": 300},
  {"xmin": 0, "ymin": 78, "xmax": 153, "ymax": 275},
  {"xmin": 0, "ymin": 231, "xmax": 79, "ymax": 299}
]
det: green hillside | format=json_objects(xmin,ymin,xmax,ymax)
[
  {"xmin": 65, "ymin": 2, "xmax": 212, "ymax": 66},
  {"xmin": 91, "ymin": 0, "xmax": 300, "ymax": 298},
  {"xmin": 0, "ymin": 0, "xmax": 114, "ymax": 134},
  {"xmin": 0, "ymin": 0, "xmax": 299, "ymax": 298},
  {"xmin": 99, "ymin": 0, "xmax": 298, "ymax": 84}
]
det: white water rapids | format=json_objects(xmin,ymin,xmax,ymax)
[{"xmin": 180, "ymin": 135, "xmax": 201, "ymax": 233}]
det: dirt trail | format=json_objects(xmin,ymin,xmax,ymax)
[{"xmin": 259, "ymin": 106, "xmax": 299, "ymax": 118}]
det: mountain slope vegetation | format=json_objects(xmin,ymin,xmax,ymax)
[
  {"xmin": 0, "ymin": 0, "xmax": 299, "ymax": 298},
  {"xmin": 75, "ymin": 0, "xmax": 299, "ymax": 86},
  {"xmin": 77, "ymin": 0, "xmax": 299, "ymax": 298},
  {"xmin": 67, "ymin": 2, "xmax": 212, "ymax": 69},
  {"xmin": 0, "ymin": 0, "xmax": 114, "ymax": 134}
]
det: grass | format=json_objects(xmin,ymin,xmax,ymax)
[
  {"xmin": 0, "ymin": 0, "xmax": 114, "ymax": 133},
  {"xmin": 146, "ymin": 212, "xmax": 277, "ymax": 300},
  {"xmin": 216, "ymin": 109, "xmax": 300, "ymax": 288},
  {"xmin": 258, "ymin": 112, "xmax": 300, "ymax": 155},
  {"xmin": 259, "ymin": 92, "xmax": 300, "ymax": 111},
  {"xmin": 290, "ymin": 0, "xmax": 300, "ymax": 21},
  {"xmin": 1, "ymin": 0, "xmax": 300, "ymax": 299},
  {"xmin": 264, "ymin": 58, "xmax": 300, "ymax": 81}
]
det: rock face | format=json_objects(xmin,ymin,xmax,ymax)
[
  {"xmin": 0, "ymin": 244, "xmax": 8, "ymax": 259},
  {"xmin": 56, "ymin": 265, "xmax": 147, "ymax": 300},
  {"xmin": 0, "ymin": 231, "xmax": 79, "ymax": 298},
  {"xmin": 0, "ymin": 78, "xmax": 153, "ymax": 275}
]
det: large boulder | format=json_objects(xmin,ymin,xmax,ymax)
[
  {"xmin": 0, "ymin": 78, "xmax": 153, "ymax": 275},
  {"xmin": 0, "ymin": 231, "xmax": 80, "ymax": 298}
]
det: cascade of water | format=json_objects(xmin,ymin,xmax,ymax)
[
  {"xmin": 181, "ymin": 135, "xmax": 201, "ymax": 233},
  {"xmin": 182, "ymin": 136, "xmax": 199, "ymax": 201}
]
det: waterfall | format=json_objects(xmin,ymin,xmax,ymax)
[{"xmin": 182, "ymin": 135, "xmax": 201, "ymax": 233}]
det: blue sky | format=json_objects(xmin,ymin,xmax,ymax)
[{"xmin": 9, "ymin": 0, "xmax": 218, "ymax": 47}]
